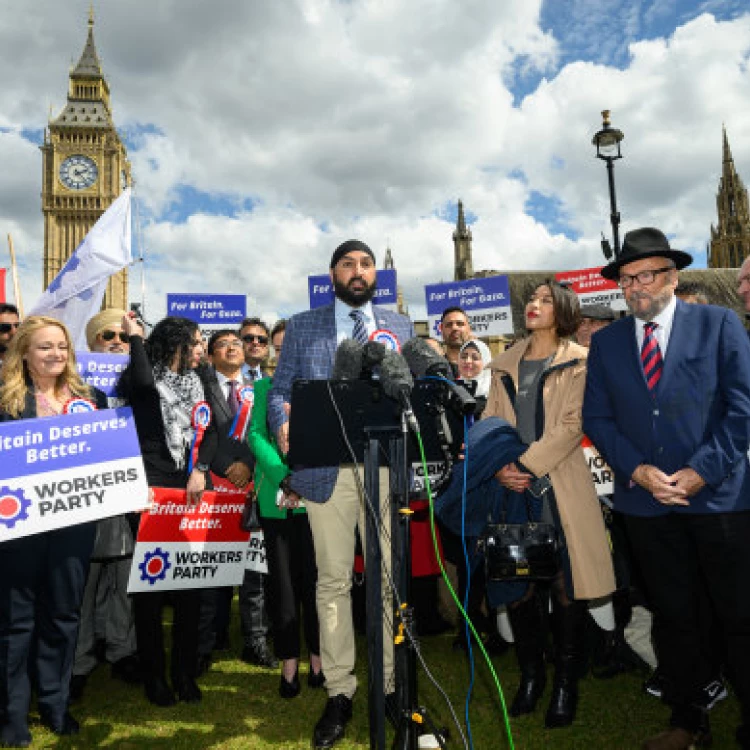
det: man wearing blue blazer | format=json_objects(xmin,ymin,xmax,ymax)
[
  {"xmin": 268, "ymin": 240, "xmax": 414, "ymax": 749},
  {"xmin": 583, "ymin": 227, "xmax": 750, "ymax": 750}
]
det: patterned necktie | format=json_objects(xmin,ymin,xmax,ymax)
[
  {"xmin": 641, "ymin": 322, "xmax": 663, "ymax": 391},
  {"xmin": 350, "ymin": 309, "xmax": 369, "ymax": 345},
  {"xmin": 227, "ymin": 379, "xmax": 239, "ymax": 416}
]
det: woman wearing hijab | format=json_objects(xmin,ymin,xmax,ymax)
[
  {"xmin": 118, "ymin": 315, "xmax": 216, "ymax": 707},
  {"xmin": 457, "ymin": 338, "xmax": 493, "ymax": 416},
  {"xmin": 0, "ymin": 316, "xmax": 108, "ymax": 746},
  {"xmin": 483, "ymin": 280, "xmax": 614, "ymax": 728}
]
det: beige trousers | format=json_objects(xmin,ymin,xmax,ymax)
[{"xmin": 304, "ymin": 466, "xmax": 394, "ymax": 699}]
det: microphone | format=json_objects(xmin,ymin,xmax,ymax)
[
  {"xmin": 401, "ymin": 337, "xmax": 452, "ymax": 379},
  {"xmin": 361, "ymin": 340, "xmax": 386, "ymax": 378},
  {"xmin": 332, "ymin": 339, "xmax": 364, "ymax": 380},
  {"xmin": 401, "ymin": 337, "xmax": 477, "ymax": 416},
  {"xmin": 380, "ymin": 349, "xmax": 419, "ymax": 433}
]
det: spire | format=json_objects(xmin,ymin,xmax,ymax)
[
  {"xmin": 456, "ymin": 199, "xmax": 467, "ymax": 234},
  {"xmin": 723, "ymin": 124, "xmax": 733, "ymax": 165},
  {"xmin": 383, "ymin": 246, "xmax": 394, "ymax": 269},
  {"xmin": 452, "ymin": 198, "xmax": 473, "ymax": 280},
  {"xmin": 71, "ymin": 5, "xmax": 103, "ymax": 79}
]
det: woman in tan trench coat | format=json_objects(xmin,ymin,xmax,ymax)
[{"xmin": 483, "ymin": 279, "xmax": 614, "ymax": 729}]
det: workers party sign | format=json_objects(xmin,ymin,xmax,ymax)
[
  {"xmin": 555, "ymin": 267, "xmax": 626, "ymax": 311},
  {"xmin": 0, "ymin": 408, "xmax": 149, "ymax": 542},
  {"xmin": 128, "ymin": 488, "xmax": 251, "ymax": 592}
]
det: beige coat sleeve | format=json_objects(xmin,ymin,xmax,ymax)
[{"xmin": 518, "ymin": 360, "xmax": 586, "ymax": 478}]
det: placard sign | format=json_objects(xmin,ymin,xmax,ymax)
[
  {"xmin": 166, "ymin": 294, "xmax": 247, "ymax": 325},
  {"xmin": 75, "ymin": 352, "xmax": 129, "ymax": 397},
  {"xmin": 582, "ymin": 436, "xmax": 614, "ymax": 497},
  {"xmin": 245, "ymin": 532, "xmax": 268, "ymax": 573},
  {"xmin": 0, "ymin": 408, "xmax": 149, "ymax": 542},
  {"xmin": 308, "ymin": 269, "xmax": 397, "ymax": 310},
  {"xmin": 555, "ymin": 267, "xmax": 626, "ymax": 311},
  {"xmin": 128, "ymin": 488, "xmax": 251, "ymax": 592},
  {"xmin": 425, "ymin": 276, "xmax": 513, "ymax": 337}
]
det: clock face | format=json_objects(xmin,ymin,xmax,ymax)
[{"xmin": 59, "ymin": 155, "xmax": 98, "ymax": 190}]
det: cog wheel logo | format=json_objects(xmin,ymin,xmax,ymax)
[
  {"xmin": 138, "ymin": 547, "xmax": 171, "ymax": 585},
  {"xmin": 0, "ymin": 487, "xmax": 32, "ymax": 529}
]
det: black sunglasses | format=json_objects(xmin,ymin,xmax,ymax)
[
  {"xmin": 100, "ymin": 330, "xmax": 130, "ymax": 343},
  {"xmin": 0, "ymin": 322, "xmax": 19, "ymax": 334},
  {"xmin": 242, "ymin": 334, "xmax": 268, "ymax": 345}
]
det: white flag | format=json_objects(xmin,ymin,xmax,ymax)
[{"xmin": 30, "ymin": 189, "xmax": 132, "ymax": 349}]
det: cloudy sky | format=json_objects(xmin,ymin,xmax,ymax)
[{"xmin": 0, "ymin": 0, "xmax": 748, "ymax": 323}]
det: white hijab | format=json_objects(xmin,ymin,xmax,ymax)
[{"xmin": 459, "ymin": 339, "xmax": 493, "ymax": 398}]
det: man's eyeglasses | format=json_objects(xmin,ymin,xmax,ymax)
[
  {"xmin": 213, "ymin": 339, "xmax": 242, "ymax": 350},
  {"xmin": 618, "ymin": 267, "xmax": 674, "ymax": 289},
  {"xmin": 100, "ymin": 330, "xmax": 130, "ymax": 343},
  {"xmin": 0, "ymin": 322, "xmax": 19, "ymax": 334},
  {"xmin": 242, "ymin": 334, "xmax": 269, "ymax": 345}
]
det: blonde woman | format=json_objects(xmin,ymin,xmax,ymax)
[{"xmin": 0, "ymin": 316, "xmax": 107, "ymax": 747}]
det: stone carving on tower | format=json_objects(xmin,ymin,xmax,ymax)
[
  {"xmin": 708, "ymin": 127, "xmax": 750, "ymax": 268},
  {"xmin": 453, "ymin": 199, "xmax": 474, "ymax": 280},
  {"xmin": 40, "ymin": 9, "xmax": 131, "ymax": 309},
  {"xmin": 383, "ymin": 246, "xmax": 407, "ymax": 315}
]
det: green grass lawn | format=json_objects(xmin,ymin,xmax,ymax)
[{"xmin": 21, "ymin": 629, "xmax": 741, "ymax": 749}]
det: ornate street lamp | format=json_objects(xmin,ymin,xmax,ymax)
[{"xmin": 592, "ymin": 110, "xmax": 624, "ymax": 259}]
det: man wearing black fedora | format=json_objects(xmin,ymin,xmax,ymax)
[{"xmin": 583, "ymin": 227, "xmax": 750, "ymax": 750}]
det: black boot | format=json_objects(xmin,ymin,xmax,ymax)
[
  {"xmin": 507, "ymin": 594, "xmax": 547, "ymax": 717},
  {"xmin": 545, "ymin": 600, "xmax": 586, "ymax": 729}
]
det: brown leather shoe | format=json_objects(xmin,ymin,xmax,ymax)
[{"xmin": 642, "ymin": 726, "xmax": 712, "ymax": 750}]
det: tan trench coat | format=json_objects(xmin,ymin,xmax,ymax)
[{"xmin": 484, "ymin": 337, "xmax": 615, "ymax": 600}]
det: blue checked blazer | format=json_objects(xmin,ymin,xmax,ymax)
[{"xmin": 268, "ymin": 302, "xmax": 415, "ymax": 502}]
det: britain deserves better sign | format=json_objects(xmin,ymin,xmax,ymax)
[
  {"xmin": 0, "ymin": 408, "xmax": 149, "ymax": 542},
  {"xmin": 128, "ymin": 488, "xmax": 251, "ymax": 592}
]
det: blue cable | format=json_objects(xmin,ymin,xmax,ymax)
[{"xmin": 461, "ymin": 414, "xmax": 475, "ymax": 750}]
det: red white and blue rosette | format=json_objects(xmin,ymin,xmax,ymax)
[
  {"xmin": 63, "ymin": 397, "xmax": 97, "ymax": 414},
  {"xmin": 369, "ymin": 329, "xmax": 401, "ymax": 352},
  {"xmin": 188, "ymin": 401, "xmax": 212, "ymax": 473},
  {"xmin": 229, "ymin": 385, "xmax": 255, "ymax": 441}
]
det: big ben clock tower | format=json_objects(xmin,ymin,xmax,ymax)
[{"xmin": 41, "ymin": 9, "xmax": 131, "ymax": 310}]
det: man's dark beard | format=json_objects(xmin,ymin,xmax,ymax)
[{"xmin": 334, "ymin": 277, "xmax": 377, "ymax": 307}]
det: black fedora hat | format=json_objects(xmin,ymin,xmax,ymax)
[{"xmin": 601, "ymin": 227, "xmax": 693, "ymax": 281}]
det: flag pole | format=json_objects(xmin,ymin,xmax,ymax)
[{"xmin": 6, "ymin": 234, "xmax": 24, "ymax": 317}]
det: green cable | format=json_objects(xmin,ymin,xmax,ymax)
[{"xmin": 415, "ymin": 430, "xmax": 516, "ymax": 750}]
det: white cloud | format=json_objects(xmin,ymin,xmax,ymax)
[{"xmin": 0, "ymin": 0, "xmax": 748, "ymax": 325}]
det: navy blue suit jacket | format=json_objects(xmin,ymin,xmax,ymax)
[
  {"xmin": 583, "ymin": 300, "xmax": 750, "ymax": 517},
  {"xmin": 268, "ymin": 302, "xmax": 414, "ymax": 502}
]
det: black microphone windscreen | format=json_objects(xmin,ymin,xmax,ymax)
[
  {"xmin": 362, "ymin": 340, "xmax": 386, "ymax": 371},
  {"xmin": 402, "ymin": 337, "xmax": 452, "ymax": 379},
  {"xmin": 332, "ymin": 339, "xmax": 363, "ymax": 380},
  {"xmin": 380, "ymin": 349, "xmax": 414, "ymax": 401}
]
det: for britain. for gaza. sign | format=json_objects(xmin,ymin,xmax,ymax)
[
  {"xmin": 308, "ymin": 269, "xmax": 397, "ymax": 310},
  {"xmin": 0, "ymin": 408, "xmax": 149, "ymax": 542},
  {"xmin": 425, "ymin": 275, "xmax": 514, "ymax": 337},
  {"xmin": 166, "ymin": 294, "xmax": 247, "ymax": 325}
]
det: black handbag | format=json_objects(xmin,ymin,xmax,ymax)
[
  {"xmin": 478, "ymin": 484, "xmax": 560, "ymax": 582},
  {"xmin": 239, "ymin": 487, "xmax": 261, "ymax": 532}
]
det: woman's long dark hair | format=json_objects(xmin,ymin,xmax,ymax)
[
  {"xmin": 145, "ymin": 317, "xmax": 200, "ymax": 375},
  {"xmin": 118, "ymin": 317, "xmax": 200, "ymax": 398}
]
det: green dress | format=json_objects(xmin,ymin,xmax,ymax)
[{"xmin": 247, "ymin": 377, "xmax": 306, "ymax": 520}]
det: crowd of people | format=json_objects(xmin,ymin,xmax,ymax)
[{"xmin": 0, "ymin": 227, "xmax": 749, "ymax": 750}]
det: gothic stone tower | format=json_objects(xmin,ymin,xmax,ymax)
[
  {"xmin": 41, "ymin": 10, "xmax": 131, "ymax": 309},
  {"xmin": 708, "ymin": 127, "xmax": 750, "ymax": 268},
  {"xmin": 453, "ymin": 199, "xmax": 474, "ymax": 280}
]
